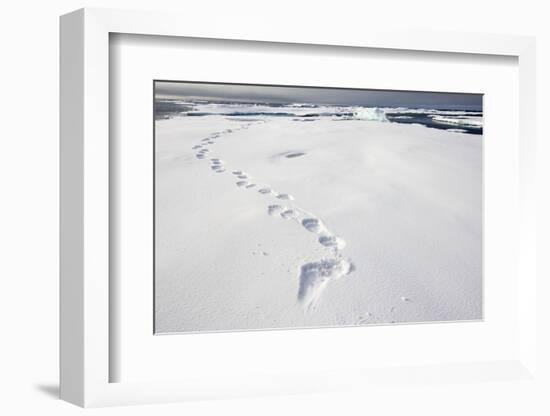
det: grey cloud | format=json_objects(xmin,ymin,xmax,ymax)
[{"xmin": 155, "ymin": 81, "xmax": 482, "ymax": 110}]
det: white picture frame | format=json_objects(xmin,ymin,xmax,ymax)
[{"xmin": 60, "ymin": 7, "xmax": 538, "ymax": 407}]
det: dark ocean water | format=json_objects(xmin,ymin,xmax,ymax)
[{"xmin": 385, "ymin": 112, "xmax": 483, "ymax": 135}]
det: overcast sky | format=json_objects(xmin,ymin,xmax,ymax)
[{"xmin": 155, "ymin": 81, "xmax": 482, "ymax": 110}]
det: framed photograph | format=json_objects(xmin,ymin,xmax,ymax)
[
  {"xmin": 153, "ymin": 81, "xmax": 483, "ymax": 334},
  {"xmin": 60, "ymin": 8, "xmax": 538, "ymax": 408}
]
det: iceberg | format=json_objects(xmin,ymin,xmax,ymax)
[{"xmin": 353, "ymin": 107, "xmax": 389, "ymax": 122}]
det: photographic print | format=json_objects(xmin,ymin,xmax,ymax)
[{"xmin": 154, "ymin": 81, "xmax": 482, "ymax": 334}]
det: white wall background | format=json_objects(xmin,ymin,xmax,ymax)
[{"xmin": 0, "ymin": 0, "xmax": 548, "ymax": 414}]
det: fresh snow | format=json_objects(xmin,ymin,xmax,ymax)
[{"xmin": 155, "ymin": 114, "xmax": 482, "ymax": 333}]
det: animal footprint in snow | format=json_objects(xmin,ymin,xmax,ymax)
[
  {"xmin": 268, "ymin": 205, "xmax": 285, "ymax": 216},
  {"xmin": 276, "ymin": 193, "xmax": 294, "ymax": 201},
  {"xmin": 211, "ymin": 165, "xmax": 225, "ymax": 173},
  {"xmin": 281, "ymin": 209, "xmax": 298, "ymax": 220},
  {"xmin": 318, "ymin": 235, "xmax": 346, "ymax": 250},
  {"xmin": 236, "ymin": 181, "xmax": 248, "ymax": 188},
  {"xmin": 245, "ymin": 183, "xmax": 256, "ymax": 189},
  {"xmin": 258, "ymin": 188, "xmax": 273, "ymax": 195},
  {"xmin": 298, "ymin": 258, "xmax": 354, "ymax": 310},
  {"xmin": 301, "ymin": 218, "xmax": 325, "ymax": 233},
  {"xmin": 192, "ymin": 145, "xmax": 202, "ymax": 149}
]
